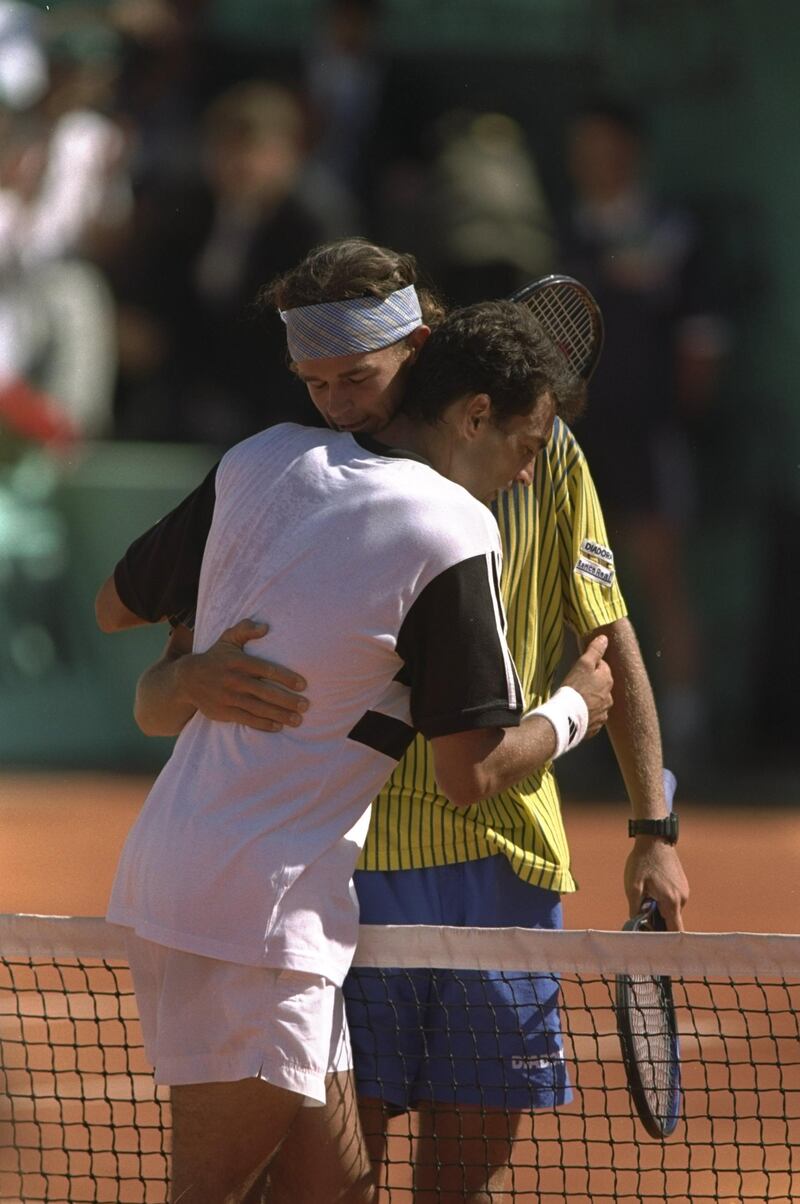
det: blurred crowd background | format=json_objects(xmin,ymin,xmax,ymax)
[{"xmin": 0, "ymin": 0, "xmax": 797, "ymax": 799}]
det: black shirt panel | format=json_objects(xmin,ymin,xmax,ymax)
[
  {"xmin": 113, "ymin": 464, "xmax": 219, "ymax": 625},
  {"xmin": 398, "ymin": 553, "xmax": 523, "ymax": 739}
]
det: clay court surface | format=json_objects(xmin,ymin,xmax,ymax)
[
  {"xmin": 1, "ymin": 773, "xmax": 798, "ymax": 1202},
  {"xmin": 1, "ymin": 770, "xmax": 796, "ymax": 929}
]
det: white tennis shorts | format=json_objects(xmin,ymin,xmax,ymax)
[{"xmin": 126, "ymin": 933, "xmax": 352, "ymax": 1105}]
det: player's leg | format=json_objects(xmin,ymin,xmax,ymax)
[
  {"xmin": 412, "ymin": 858, "xmax": 569, "ymax": 1201},
  {"xmin": 264, "ymin": 1070, "xmax": 375, "ymax": 1202},
  {"xmin": 171, "ymin": 1077, "xmax": 302, "ymax": 1203},
  {"xmin": 343, "ymin": 867, "xmax": 443, "ymax": 1190},
  {"xmin": 241, "ymin": 980, "xmax": 375, "ymax": 1203},
  {"xmin": 355, "ymin": 1096, "xmax": 391, "ymax": 1181},
  {"xmin": 126, "ymin": 935, "xmax": 345, "ymax": 1202},
  {"xmin": 344, "ymin": 964, "xmax": 428, "ymax": 1194},
  {"xmin": 412, "ymin": 967, "xmax": 568, "ymax": 1203},
  {"xmin": 413, "ymin": 1102, "xmax": 523, "ymax": 1203}
]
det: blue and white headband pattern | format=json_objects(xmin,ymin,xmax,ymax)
[{"xmin": 280, "ymin": 285, "xmax": 422, "ymax": 361}]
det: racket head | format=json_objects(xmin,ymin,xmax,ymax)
[
  {"xmin": 615, "ymin": 902, "xmax": 681, "ymax": 1139},
  {"xmin": 509, "ymin": 274, "xmax": 605, "ymax": 382}
]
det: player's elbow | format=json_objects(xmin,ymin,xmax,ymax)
[
  {"xmin": 133, "ymin": 696, "xmax": 161, "ymax": 736},
  {"xmin": 95, "ymin": 576, "xmax": 125, "ymax": 632},
  {"xmin": 94, "ymin": 583, "xmax": 115, "ymax": 632},
  {"xmin": 133, "ymin": 699, "xmax": 184, "ymax": 738},
  {"xmin": 433, "ymin": 760, "xmax": 498, "ymax": 810},
  {"xmin": 432, "ymin": 729, "xmax": 506, "ymax": 808},
  {"xmin": 437, "ymin": 767, "xmax": 498, "ymax": 809},
  {"xmin": 95, "ymin": 575, "xmax": 145, "ymax": 633}
]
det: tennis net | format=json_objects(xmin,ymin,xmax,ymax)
[{"xmin": 0, "ymin": 915, "xmax": 798, "ymax": 1202}]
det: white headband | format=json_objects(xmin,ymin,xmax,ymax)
[{"xmin": 280, "ymin": 285, "xmax": 422, "ymax": 361}]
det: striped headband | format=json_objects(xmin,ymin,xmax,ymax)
[{"xmin": 280, "ymin": 285, "xmax": 423, "ymax": 361}]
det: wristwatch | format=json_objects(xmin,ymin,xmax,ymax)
[{"xmin": 628, "ymin": 814, "xmax": 679, "ymax": 845}]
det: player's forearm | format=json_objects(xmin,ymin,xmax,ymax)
[
  {"xmin": 134, "ymin": 651, "xmax": 197, "ymax": 737},
  {"xmin": 432, "ymin": 715, "xmax": 557, "ymax": 809},
  {"xmin": 597, "ymin": 617, "xmax": 670, "ymax": 820}
]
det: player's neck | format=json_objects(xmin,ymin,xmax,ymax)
[{"xmin": 380, "ymin": 413, "xmax": 455, "ymax": 480}]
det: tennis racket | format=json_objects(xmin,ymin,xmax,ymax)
[
  {"xmin": 614, "ymin": 768, "xmax": 681, "ymax": 1139},
  {"xmin": 509, "ymin": 274, "xmax": 604, "ymax": 382}
]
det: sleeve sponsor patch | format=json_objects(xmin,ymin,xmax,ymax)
[
  {"xmin": 580, "ymin": 538, "xmax": 614, "ymax": 565},
  {"xmin": 574, "ymin": 555, "xmax": 615, "ymax": 588}
]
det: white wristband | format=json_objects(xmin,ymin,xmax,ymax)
[{"xmin": 526, "ymin": 686, "xmax": 589, "ymax": 759}]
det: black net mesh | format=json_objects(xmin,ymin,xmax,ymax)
[{"xmin": 0, "ymin": 919, "xmax": 797, "ymax": 1202}]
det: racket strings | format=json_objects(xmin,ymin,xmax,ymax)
[
  {"xmin": 619, "ymin": 972, "xmax": 679, "ymax": 1127},
  {"xmin": 521, "ymin": 287, "xmax": 596, "ymax": 370}
]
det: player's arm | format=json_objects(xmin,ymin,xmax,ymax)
[
  {"xmin": 97, "ymin": 461, "xmax": 310, "ymax": 732},
  {"xmin": 554, "ymin": 424, "xmax": 690, "ymax": 931},
  {"xmin": 134, "ymin": 624, "xmax": 198, "ymax": 735},
  {"xmin": 584, "ymin": 616, "xmax": 690, "ymax": 932},
  {"xmin": 94, "ymin": 464, "xmax": 219, "ymax": 633},
  {"xmin": 399, "ymin": 550, "xmax": 612, "ymax": 811},
  {"xmin": 431, "ymin": 633, "xmax": 613, "ymax": 806},
  {"xmin": 134, "ymin": 620, "xmax": 310, "ymax": 737},
  {"xmin": 95, "ymin": 573, "xmax": 146, "ymax": 631}
]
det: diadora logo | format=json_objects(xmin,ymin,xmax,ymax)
[
  {"xmin": 511, "ymin": 1050, "xmax": 565, "ymax": 1070},
  {"xmin": 580, "ymin": 538, "xmax": 614, "ymax": 565}
]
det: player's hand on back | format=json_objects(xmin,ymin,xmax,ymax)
[
  {"xmin": 176, "ymin": 619, "xmax": 309, "ymax": 732},
  {"xmin": 561, "ymin": 634, "xmax": 613, "ymax": 738}
]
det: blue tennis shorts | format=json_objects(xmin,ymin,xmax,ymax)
[{"xmin": 343, "ymin": 855, "xmax": 571, "ymax": 1113}]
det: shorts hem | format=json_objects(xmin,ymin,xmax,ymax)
[
  {"xmin": 153, "ymin": 1051, "xmax": 328, "ymax": 1103},
  {"xmin": 411, "ymin": 1086, "xmax": 573, "ymax": 1111}
]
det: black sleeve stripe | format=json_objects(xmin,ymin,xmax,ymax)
[
  {"xmin": 484, "ymin": 549, "xmax": 521, "ymax": 711},
  {"xmin": 113, "ymin": 464, "xmax": 219, "ymax": 623},
  {"xmin": 397, "ymin": 552, "xmax": 523, "ymax": 740},
  {"xmin": 348, "ymin": 711, "xmax": 417, "ymax": 761}
]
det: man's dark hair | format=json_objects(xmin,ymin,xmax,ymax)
[
  {"xmin": 261, "ymin": 238, "xmax": 447, "ymax": 328},
  {"xmin": 401, "ymin": 301, "xmax": 584, "ymax": 426}
]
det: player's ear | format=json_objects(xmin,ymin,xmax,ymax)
[
  {"xmin": 405, "ymin": 325, "xmax": 431, "ymax": 361},
  {"xmin": 463, "ymin": 392, "xmax": 492, "ymax": 437}
]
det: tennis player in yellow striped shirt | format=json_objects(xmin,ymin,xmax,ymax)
[
  {"xmin": 97, "ymin": 238, "xmax": 689, "ymax": 1203},
  {"xmin": 343, "ymin": 405, "xmax": 635, "ymax": 1200}
]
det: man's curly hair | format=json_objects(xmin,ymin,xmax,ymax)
[{"xmin": 401, "ymin": 300, "xmax": 586, "ymax": 426}]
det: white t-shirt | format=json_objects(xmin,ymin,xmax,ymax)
[{"xmin": 108, "ymin": 424, "xmax": 523, "ymax": 985}]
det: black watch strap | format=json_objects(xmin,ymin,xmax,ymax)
[{"xmin": 628, "ymin": 813, "xmax": 679, "ymax": 845}]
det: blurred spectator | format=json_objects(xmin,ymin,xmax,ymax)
[
  {"xmin": 0, "ymin": 0, "xmax": 48, "ymax": 111},
  {"xmin": 110, "ymin": 0, "xmax": 206, "ymax": 191},
  {"xmin": 0, "ymin": 3, "xmax": 129, "ymax": 438},
  {"xmin": 424, "ymin": 109, "xmax": 555, "ymax": 304},
  {"xmin": 112, "ymin": 80, "xmax": 328, "ymax": 444},
  {"xmin": 558, "ymin": 99, "xmax": 729, "ymax": 771},
  {"xmin": 302, "ymin": 0, "xmax": 384, "ymax": 229},
  {"xmin": 0, "ymin": 3, "xmax": 133, "ymax": 682}
]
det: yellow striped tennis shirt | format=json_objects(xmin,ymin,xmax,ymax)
[{"xmin": 357, "ymin": 417, "xmax": 627, "ymax": 893}]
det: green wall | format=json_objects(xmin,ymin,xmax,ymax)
[{"xmin": 0, "ymin": 444, "xmax": 217, "ymax": 771}]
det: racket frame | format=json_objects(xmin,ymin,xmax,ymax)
[
  {"xmin": 614, "ymin": 902, "xmax": 682, "ymax": 1139},
  {"xmin": 508, "ymin": 273, "xmax": 605, "ymax": 382}
]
